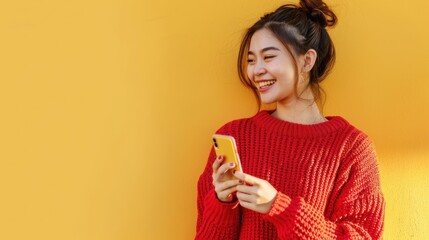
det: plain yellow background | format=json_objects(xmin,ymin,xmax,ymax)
[{"xmin": 0, "ymin": 0, "xmax": 428, "ymax": 239}]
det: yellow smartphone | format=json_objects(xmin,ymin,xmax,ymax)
[{"xmin": 212, "ymin": 134, "xmax": 243, "ymax": 180}]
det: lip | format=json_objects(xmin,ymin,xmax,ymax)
[
  {"xmin": 255, "ymin": 79, "xmax": 276, "ymax": 93},
  {"xmin": 258, "ymin": 84, "xmax": 273, "ymax": 93}
]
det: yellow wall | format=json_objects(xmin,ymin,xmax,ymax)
[{"xmin": 0, "ymin": 0, "xmax": 428, "ymax": 239}]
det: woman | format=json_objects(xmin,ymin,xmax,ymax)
[{"xmin": 196, "ymin": 0, "xmax": 385, "ymax": 239}]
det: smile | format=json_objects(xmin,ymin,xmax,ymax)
[{"xmin": 258, "ymin": 80, "xmax": 276, "ymax": 88}]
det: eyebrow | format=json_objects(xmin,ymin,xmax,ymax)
[{"xmin": 248, "ymin": 47, "xmax": 281, "ymax": 55}]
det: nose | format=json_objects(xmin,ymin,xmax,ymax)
[{"xmin": 253, "ymin": 61, "xmax": 267, "ymax": 76}]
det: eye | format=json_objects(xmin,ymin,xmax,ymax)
[
  {"xmin": 264, "ymin": 55, "xmax": 276, "ymax": 60},
  {"xmin": 247, "ymin": 58, "xmax": 255, "ymax": 64}
]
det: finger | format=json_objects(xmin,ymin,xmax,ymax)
[
  {"xmin": 212, "ymin": 155, "xmax": 224, "ymax": 173},
  {"xmin": 217, "ymin": 185, "xmax": 238, "ymax": 202},
  {"xmin": 236, "ymin": 184, "xmax": 257, "ymax": 195},
  {"xmin": 236, "ymin": 191, "xmax": 255, "ymax": 203},
  {"xmin": 219, "ymin": 162, "xmax": 236, "ymax": 174},
  {"xmin": 234, "ymin": 171, "xmax": 261, "ymax": 186},
  {"xmin": 215, "ymin": 162, "xmax": 236, "ymax": 181},
  {"xmin": 239, "ymin": 200, "xmax": 255, "ymax": 211},
  {"xmin": 215, "ymin": 179, "xmax": 240, "ymax": 193}
]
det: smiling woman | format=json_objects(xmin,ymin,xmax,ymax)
[
  {"xmin": 195, "ymin": 0, "xmax": 385, "ymax": 239},
  {"xmin": 238, "ymin": 3, "xmax": 336, "ymax": 112},
  {"xmin": 246, "ymin": 29, "xmax": 317, "ymax": 113}
]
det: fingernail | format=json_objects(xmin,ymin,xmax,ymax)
[
  {"xmin": 230, "ymin": 162, "xmax": 235, "ymax": 167},
  {"xmin": 239, "ymin": 180, "xmax": 244, "ymax": 184}
]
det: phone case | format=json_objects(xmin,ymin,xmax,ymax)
[{"xmin": 212, "ymin": 134, "xmax": 243, "ymax": 179}]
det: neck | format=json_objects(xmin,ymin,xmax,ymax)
[{"xmin": 272, "ymin": 96, "xmax": 326, "ymax": 125}]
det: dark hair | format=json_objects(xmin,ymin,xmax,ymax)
[{"xmin": 237, "ymin": 0, "xmax": 337, "ymax": 110}]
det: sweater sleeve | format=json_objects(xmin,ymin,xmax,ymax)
[
  {"xmin": 262, "ymin": 136, "xmax": 385, "ymax": 239},
  {"xmin": 195, "ymin": 148, "xmax": 241, "ymax": 240}
]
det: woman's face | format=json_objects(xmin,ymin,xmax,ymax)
[{"xmin": 247, "ymin": 28, "xmax": 305, "ymax": 105}]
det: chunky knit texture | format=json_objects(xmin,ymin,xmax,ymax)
[{"xmin": 196, "ymin": 111, "xmax": 385, "ymax": 239}]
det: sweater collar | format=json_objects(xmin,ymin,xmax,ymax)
[{"xmin": 252, "ymin": 110, "xmax": 350, "ymax": 138}]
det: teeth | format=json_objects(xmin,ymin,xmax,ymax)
[{"xmin": 258, "ymin": 80, "xmax": 276, "ymax": 88}]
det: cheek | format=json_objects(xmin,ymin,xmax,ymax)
[
  {"xmin": 274, "ymin": 65, "xmax": 295, "ymax": 81},
  {"xmin": 246, "ymin": 66, "xmax": 253, "ymax": 80}
]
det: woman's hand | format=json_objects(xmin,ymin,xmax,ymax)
[
  {"xmin": 233, "ymin": 171, "xmax": 278, "ymax": 214},
  {"xmin": 212, "ymin": 156, "xmax": 241, "ymax": 202}
]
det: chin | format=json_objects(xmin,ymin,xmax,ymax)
[{"xmin": 260, "ymin": 97, "xmax": 278, "ymax": 105}]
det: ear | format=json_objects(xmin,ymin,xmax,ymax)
[{"xmin": 301, "ymin": 49, "xmax": 317, "ymax": 73}]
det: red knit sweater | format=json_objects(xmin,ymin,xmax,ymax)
[{"xmin": 196, "ymin": 111, "xmax": 384, "ymax": 239}]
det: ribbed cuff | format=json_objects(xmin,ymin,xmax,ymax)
[
  {"xmin": 203, "ymin": 190, "xmax": 240, "ymax": 226},
  {"xmin": 262, "ymin": 191, "xmax": 292, "ymax": 223}
]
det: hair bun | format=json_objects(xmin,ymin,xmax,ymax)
[{"xmin": 299, "ymin": 0, "xmax": 337, "ymax": 27}]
